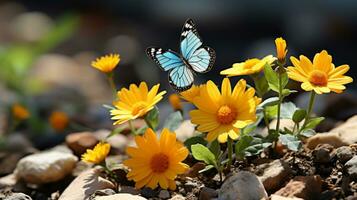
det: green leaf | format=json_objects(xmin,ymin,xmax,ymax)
[
  {"xmin": 136, "ymin": 126, "xmax": 147, "ymax": 135},
  {"xmin": 241, "ymin": 124, "xmax": 257, "ymax": 135},
  {"xmin": 280, "ymin": 71, "xmax": 289, "ymax": 89},
  {"xmin": 144, "ymin": 106, "xmax": 159, "ymax": 130},
  {"xmin": 282, "ymin": 89, "xmax": 297, "ymax": 97},
  {"xmin": 184, "ymin": 136, "xmax": 207, "ymax": 152},
  {"xmin": 191, "ymin": 144, "xmax": 217, "ymax": 166},
  {"xmin": 199, "ymin": 165, "xmax": 215, "ymax": 173},
  {"xmin": 266, "ymin": 102, "xmax": 299, "ymax": 120},
  {"xmin": 235, "ymin": 135, "xmax": 254, "ymax": 159},
  {"xmin": 264, "ymin": 63, "xmax": 279, "ymax": 92},
  {"xmin": 304, "ymin": 117, "xmax": 325, "ymax": 130},
  {"xmin": 300, "ymin": 129, "xmax": 316, "ymax": 137},
  {"xmin": 163, "ymin": 111, "xmax": 183, "ymax": 131},
  {"xmin": 279, "ymin": 134, "xmax": 301, "ymax": 151},
  {"xmin": 283, "ymin": 127, "xmax": 294, "ymax": 135},
  {"xmin": 253, "ymin": 76, "xmax": 269, "ymax": 97},
  {"xmin": 209, "ymin": 140, "xmax": 220, "ymax": 159},
  {"xmin": 106, "ymin": 126, "xmax": 126, "ymax": 138},
  {"xmin": 292, "ymin": 109, "xmax": 307, "ymax": 123},
  {"xmin": 258, "ymin": 97, "xmax": 279, "ymax": 108}
]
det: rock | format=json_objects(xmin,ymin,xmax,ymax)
[
  {"xmin": 312, "ymin": 144, "xmax": 333, "ymax": 163},
  {"xmin": 270, "ymin": 194, "xmax": 303, "ymax": 200},
  {"xmin": 15, "ymin": 151, "xmax": 77, "ymax": 184},
  {"xmin": 66, "ymin": 132, "xmax": 99, "ymax": 156},
  {"xmin": 184, "ymin": 162, "xmax": 205, "ymax": 178},
  {"xmin": 118, "ymin": 186, "xmax": 140, "ymax": 195},
  {"xmin": 59, "ymin": 168, "xmax": 115, "ymax": 200},
  {"xmin": 199, "ymin": 187, "xmax": 218, "ymax": 200},
  {"xmin": 307, "ymin": 115, "xmax": 357, "ymax": 149},
  {"xmin": 95, "ymin": 194, "xmax": 147, "ymax": 200},
  {"xmin": 336, "ymin": 146, "xmax": 354, "ymax": 163},
  {"xmin": 218, "ymin": 171, "xmax": 268, "ymax": 200},
  {"xmin": 158, "ymin": 190, "xmax": 170, "ymax": 199},
  {"xmin": 169, "ymin": 195, "xmax": 185, "ymax": 200},
  {"xmin": 91, "ymin": 189, "xmax": 116, "ymax": 198},
  {"xmin": 274, "ymin": 175, "xmax": 322, "ymax": 199},
  {"xmin": 257, "ymin": 159, "xmax": 291, "ymax": 191},
  {"xmin": 0, "ymin": 174, "xmax": 17, "ymax": 188},
  {"xmin": 3, "ymin": 192, "xmax": 32, "ymax": 200},
  {"xmin": 140, "ymin": 187, "xmax": 157, "ymax": 198},
  {"xmin": 94, "ymin": 129, "xmax": 129, "ymax": 152},
  {"xmin": 345, "ymin": 156, "xmax": 357, "ymax": 180},
  {"xmin": 175, "ymin": 120, "xmax": 198, "ymax": 142}
]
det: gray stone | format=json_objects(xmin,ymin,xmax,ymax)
[
  {"xmin": 199, "ymin": 187, "xmax": 218, "ymax": 200},
  {"xmin": 4, "ymin": 193, "xmax": 32, "ymax": 200},
  {"xmin": 95, "ymin": 194, "xmax": 147, "ymax": 200},
  {"xmin": 345, "ymin": 156, "xmax": 357, "ymax": 180},
  {"xmin": 219, "ymin": 171, "xmax": 268, "ymax": 200},
  {"xmin": 169, "ymin": 195, "xmax": 185, "ymax": 200},
  {"xmin": 270, "ymin": 194, "xmax": 303, "ymax": 200},
  {"xmin": 118, "ymin": 186, "xmax": 140, "ymax": 195},
  {"xmin": 158, "ymin": 190, "xmax": 170, "ymax": 199},
  {"xmin": 313, "ymin": 144, "xmax": 333, "ymax": 163},
  {"xmin": 336, "ymin": 146, "xmax": 354, "ymax": 163},
  {"xmin": 257, "ymin": 159, "xmax": 291, "ymax": 191},
  {"xmin": 15, "ymin": 151, "xmax": 77, "ymax": 184},
  {"xmin": 175, "ymin": 120, "xmax": 198, "ymax": 142}
]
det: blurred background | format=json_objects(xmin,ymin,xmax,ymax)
[{"xmin": 0, "ymin": 0, "xmax": 356, "ymax": 149}]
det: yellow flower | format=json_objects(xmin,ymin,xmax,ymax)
[
  {"xmin": 287, "ymin": 50, "xmax": 353, "ymax": 94},
  {"xmin": 12, "ymin": 104, "xmax": 30, "ymax": 120},
  {"xmin": 190, "ymin": 78, "xmax": 260, "ymax": 143},
  {"xmin": 111, "ymin": 82, "xmax": 166, "ymax": 125},
  {"xmin": 81, "ymin": 142, "xmax": 111, "ymax": 164},
  {"xmin": 220, "ymin": 55, "xmax": 276, "ymax": 77},
  {"xmin": 179, "ymin": 84, "xmax": 205, "ymax": 103},
  {"xmin": 169, "ymin": 94, "xmax": 182, "ymax": 111},
  {"xmin": 49, "ymin": 111, "xmax": 69, "ymax": 132},
  {"xmin": 124, "ymin": 128, "xmax": 189, "ymax": 190},
  {"xmin": 91, "ymin": 54, "xmax": 120, "ymax": 73},
  {"xmin": 275, "ymin": 37, "xmax": 288, "ymax": 63}
]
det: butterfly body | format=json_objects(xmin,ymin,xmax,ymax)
[{"xmin": 146, "ymin": 19, "xmax": 216, "ymax": 92}]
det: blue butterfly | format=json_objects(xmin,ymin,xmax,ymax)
[{"xmin": 146, "ymin": 19, "xmax": 216, "ymax": 92}]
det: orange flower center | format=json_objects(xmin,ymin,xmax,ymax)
[
  {"xmin": 150, "ymin": 153, "xmax": 169, "ymax": 173},
  {"xmin": 309, "ymin": 70, "xmax": 328, "ymax": 86},
  {"xmin": 132, "ymin": 102, "xmax": 148, "ymax": 116},
  {"xmin": 217, "ymin": 105, "xmax": 237, "ymax": 124}
]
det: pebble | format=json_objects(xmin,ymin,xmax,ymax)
[
  {"xmin": 66, "ymin": 132, "xmax": 98, "ymax": 156},
  {"xmin": 274, "ymin": 175, "xmax": 322, "ymax": 199},
  {"xmin": 174, "ymin": 120, "xmax": 198, "ymax": 142},
  {"xmin": 118, "ymin": 186, "xmax": 140, "ymax": 195},
  {"xmin": 158, "ymin": 190, "xmax": 170, "ymax": 199},
  {"xmin": 218, "ymin": 171, "xmax": 268, "ymax": 200},
  {"xmin": 140, "ymin": 187, "xmax": 157, "ymax": 198},
  {"xmin": 15, "ymin": 151, "xmax": 77, "ymax": 184},
  {"xmin": 345, "ymin": 156, "xmax": 357, "ymax": 180},
  {"xmin": 0, "ymin": 173, "xmax": 17, "ymax": 188},
  {"xmin": 257, "ymin": 159, "xmax": 291, "ymax": 191},
  {"xmin": 95, "ymin": 193, "xmax": 147, "ymax": 200},
  {"xmin": 94, "ymin": 129, "xmax": 129, "ymax": 152},
  {"xmin": 3, "ymin": 192, "xmax": 32, "ymax": 200},
  {"xmin": 336, "ymin": 146, "xmax": 354, "ymax": 163},
  {"xmin": 312, "ymin": 144, "xmax": 333, "ymax": 163},
  {"xmin": 270, "ymin": 194, "xmax": 303, "ymax": 200},
  {"xmin": 199, "ymin": 187, "xmax": 218, "ymax": 200},
  {"xmin": 169, "ymin": 194, "xmax": 185, "ymax": 200},
  {"xmin": 59, "ymin": 168, "xmax": 115, "ymax": 200}
]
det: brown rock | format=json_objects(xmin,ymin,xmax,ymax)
[
  {"xmin": 199, "ymin": 187, "xmax": 217, "ymax": 200},
  {"xmin": 184, "ymin": 162, "xmax": 206, "ymax": 178},
  {"xmin": 257, "ymin": 159, "xmax": 291, "ymax": 192},
  {"xmin": 306, "ymin": 132, "xmax": 347, "ymax": 149},
  {"xmin": 270, "ymin": 194, "xmax": 303, "ymax": 200},
  {"xmin": 275, "ymin": 175, "xmax": 322, "ymax": 200},
  {"xmin": 66, "ymin": 132, "xmax": 98, "ymax": 156},
  {"xmin": 94, "ymin": 129, "xmax": 129, "ymax": 152},
  {"xmin": 59, "ymin": 168, "xmax": 115, "ymax": 200}
]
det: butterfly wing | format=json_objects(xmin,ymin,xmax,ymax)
[
  {"xmin": 180, "ymin": 19, "xmax": 216, "ymax": 73},
  {"xmin": 146, "ymin": 47, "xmax": 194, "ymax": 91}
]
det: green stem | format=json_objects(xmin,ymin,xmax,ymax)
[
  {"xmin": 107, "ymin": 73, "xmax": 117, "ymax": 100},
  {"xmin": 299, "ymin": 91, "xmax": 316, "ymax": 132},
  {"xmin": 276, "ymin": 72, "xmax": 283, "ymax": 133},
  {"xmin": 144, "ymin": 117, "xmax": 154, "ymax": 130},
  {"xmin": 227, "ymin": 137, "xmax": 233, "ymax": 171},
  {"xmin": 128, "ymin": 120, "xmax": 137, "ymax": 135}
]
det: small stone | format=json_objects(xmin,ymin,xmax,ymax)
[
  {"xmin": 66, "ymin": 132, "xmax": 98, "ymax": 156},
  {"xmin": 184, "ymin": 162, "xmax": 205, "ymax": 178},
  {"xmin": 270, "ymin": 194, "xmax": 303, "ymax": 200},
  {"xmin": 94, "ymin": 129, "xmax": 129, "ymax": 152},
  {"xmin": 158, "ymin": 190, "xmax": 170, "ymax": 199},
  {"xmin": 119, "ymin": 186, "xmax": 140, "ymax": 195},
  {"xmin": 336, "ymin": 146, "xmax": 354, "ymax": 163},
  {"xmin": 274, "ymin": 175, "xmax": 322, "ymax": 199},
  {"xmin": 95, "ymin": 193, "xmax": 147, "ymax": 200},
  {"xmin": 3, "ymin": 192, "xmax": 32, "ymax": 200},
  {"xmin": 92, "ymin": 189, "xmax": 116, "ymax": 197},
  {"xmin": 312, "ymin": 144, "xmax": 333, "ymax": 163},
  {"xmin": 140, "ymin": 187, "xmax": 157, "ymax": 198},
  {"xmin": 59, "ymin": 168, "xmax": 115, "ymax": 200},
  {"xmin": 257, "ymin": 159, "xmax": 291, "ymax": 191},
  {"xmin": 306, "ymin": 132, "xmax": 347, "ymax": 149},
  {"xmin": 0, "ymin": 173, "xmax": 17, "ymax": 188},
  {"xmin": 345, "ymin": 156, "xmax": 357, "ymax": 180},
  {"xmin": 169, "ymin": 194, "xmax": 185, "ymax": 200},
  {"xmin": 174, "ymin": 120, "xmax": 198, "ymax": 142},
  {"xmin": 199, "ymin": 187, "xmax": 218, "ymax": 200},
  {"xmin": 15, "ymin": 151, "xmax": 77, "ymax": 184},
  {"xmin": 219, "ymin": 171, "xmax": 268, "ymax": 200}
]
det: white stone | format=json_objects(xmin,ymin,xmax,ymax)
[
  {"xmin": 95, "ymin": 194, "xmax": 147, "ymax": 200},
  {"xmin": 175, "ymin": 120, "xmax": 198, "ymax": 142},
  {"xmin": 15, "ymin": 151, "xmax": 77, "ymax": 184},
  {"xmin": 219, "ymin": 171, "xmax": 268, "ymax": 200}
]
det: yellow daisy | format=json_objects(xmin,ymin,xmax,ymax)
[
  {"xmin": 82, "ymin": 142, "xmax": 111, "ymax": 164},
  {"xmin": 190, "ymin": 78, "xmax": 260, "ymax": 143},
  {"xmin": 12, "ymin": 104, "xmax": 30, "ymax": 120},
  {"xmin": 179, "ymin": 84, "xmax": 205, "ymax": 103},
  {"xmin": 275, "ymin": 37, "xmax": 287, "ymax": 63},
  {"xmin": 111, "ymin": 82, "xmax": 166, "ymax": 125},
  {"xmin": 169, "ymin": 94, "xmax": 182, "ymax": 111},
  {"xmin": 220, "ymin": 55, "xmax": 276, "ymax": 77},
  {"xmin": 91, "ymin": 54, "xmax": 120, "ymax": 73},
  {"xmin": 124, "ymin": 128, "xmax": 189, "ymax": 190},
  {"xmin": 287, "ymin": 50, "xmax": 353, "ymax": 94},
  {"xmin": 49, "ymin": 111, "xmax": 69, "ymax": 132}
]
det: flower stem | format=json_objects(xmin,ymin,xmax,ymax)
[
  {"xmin": 299, "ymin": 91, "xmax": 316, "ymax": 132},
  {"xmin": 276, "ymin": 71, "xmax": 283, "ymax": 133},
  {"xmin": 107, "ymin": 73, "xmax": 117, "ymax": 100},
  {"xmin": 128, "ymin": 120, "xmax": 137, "ymax": 135},
  {"xmin": 227, "ymin": 137, "xmax": 233, "ymax": 171}
]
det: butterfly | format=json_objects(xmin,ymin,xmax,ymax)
[{"xmin": 146, "ymin": 18, "xmax": 216, "ymax": 92}]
